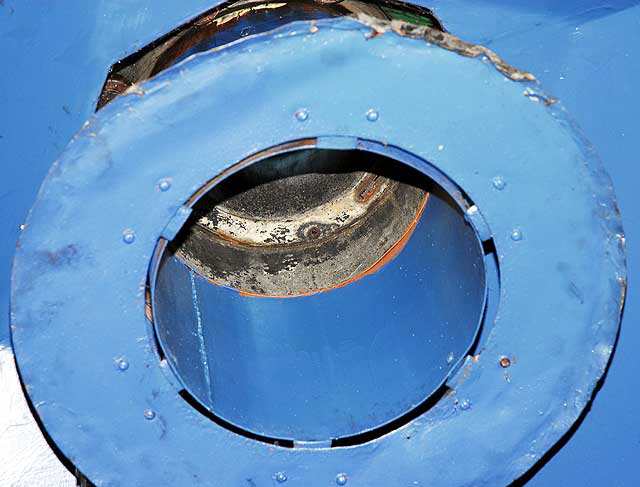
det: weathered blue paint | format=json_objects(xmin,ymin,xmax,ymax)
[
  {"xmin": 477, "ymin": 5, "xmax": 640, "ymax": 487},
  {"xmin": 0, "ymin": 0, "xmax": 216, "ymax": 345},
  {"xmin": 4, "ymin": 2, "xmax": 639, "ymax": 487},
  {"xmin": 152, "ymin": 156, "xmax": 487, "ymax": 442},
  {"xmin": 7, "ymin": 11, "xmax": 626, "ymax": 487}
]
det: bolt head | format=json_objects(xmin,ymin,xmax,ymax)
[
  {"xmin": 158, "ymin": 179, "xmax": 171, "ymax": 191},
  {"xmin": 366, "ymin": 109, "xmax": 379, "ymax": 122},
  {"xmin": 510, "ymin": 228, "xmax": 523, "ymax": 241},
  {"xmin": 115, "ymin": 358, "xmax": 129, "ymax": 371},
  {"xmin": 500, "ymin": 357, "xmax": 511, "ymax": 368},
  {"xmin": 492, "ymin": 176, "xmax": 506, "ymax": 190},
  {"xmin": 143, "ymin": 409, "xmax": 156, "ymax": 420},
  {"xmin": 336, "ymin": 473, "xmax": 348, "ymax": 485},
  {"xmin": 122, "ymin": 230, "xmax": 135, "ymax": 244},
  {"xmin": 295, "ymin": 109, "xmax": 309, "ymax": 122},
  {"xmin": 275, "ymin": 472, "xmax": 287, "ymax": 483}
]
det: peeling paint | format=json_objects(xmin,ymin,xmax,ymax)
[{"xmin": 356, "ymin": 14, "xmax": 537, "ymax": 82}]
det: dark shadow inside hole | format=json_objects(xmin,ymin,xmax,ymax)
[{"xmin": 96, "ymin": 0, "xmax": 444, "ymax": 110}]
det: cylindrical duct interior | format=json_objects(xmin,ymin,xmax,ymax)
[{"xmin": 151, "ymin": 147, "xmax": 487, "ymax": 443}]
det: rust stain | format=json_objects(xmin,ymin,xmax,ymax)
[
  {"xmin": 145, "ymin": 281, "xmax": 153, "ymax": 322},
  {"xmin": 204, "ymin": 227, "xmax": 267, "ymax": 247},
  {"xmin": 366, "ymin": 28, "xmax": 383, "ymax": 40},
  {"xmin": 152, "ymin": 238, "xmax": 167, "ymax": 269},
  {"xmin": 455, "ymin": 362, "xmax": 475, "ymax": 384},
  {"xmin": 358, "ymin": 14, "xmax": 537, "ymax": 82},
  {"xmin": 238, "ymin": 192, "xmax": 430, "ymax": 298},
  {"xmin": 145, "ymin": 238, "xmax": 168, "ymax": 324},
  {"xmin": 355, "ymin": 174, "xmax": 383, "ymax": 203}
]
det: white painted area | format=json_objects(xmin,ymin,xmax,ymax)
[{"xmin": 0, "ymin": 345, "xmax": 76, "ymax": 487}]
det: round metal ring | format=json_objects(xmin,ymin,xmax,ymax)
[{"xmin": 11, "ymin": 17, "xmax": 625, "ymax": 487}]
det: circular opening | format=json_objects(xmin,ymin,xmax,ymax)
[{"xmin": 151, "ymin": 145, "xmax": 487, "ymax": 444}]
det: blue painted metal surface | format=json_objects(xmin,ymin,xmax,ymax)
[
  {"xmin": 1, "ymin": 2, "xmax": 637, "ymax": 486},
  {"xmin": 153, "ymin": 159, "xmax": 487, "ymax": 441},
  {"xmin": 8, "ymin": 13, "xmax": 625, "ymax": 487}
]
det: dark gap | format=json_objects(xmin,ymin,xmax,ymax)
[
  {"xmin": 178, "ymin": 389, "xmax": 295, "ymax": 448},
  {"xmin": 482, "ymin": 238, "xmax": 497, "ymax": 256},
  {"xmin": 96, "ymin": 0, "xmax": 444, "ymax": 110},
  {"xmin": 145, "ymin": 243, "xmax": 167, "ymax": 362},
  {"xmin": 487, "ymin": 242, "xmax": 501, "ymax": 281},
  {"xmin": 331, "ymin": 383, "xmax": 451, "ymax": 447},
  {"xmin": 465, "ymin": 240, "xmax": 500, "ymax": 356},
  {"xmin": 181, "ymin": 381, "xmax": 451, "ymax": 449},
  {"xmin": 467, "ymin": 280, "xmax": 491, "ymax": 358}
]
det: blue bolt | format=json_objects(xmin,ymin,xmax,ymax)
[
  {"xmin": 336, "ymin": 473, "xmax": 348, "ymax": 486},
  {"xmin": 122, "ymin": 230, "xmax": 135, "ymax": 244},
  {"xmin": 295, "ymin": 109, "xmax": 309, "ymax": 122},
  {"xmin": 460, "ymin": 399, "xmax": 471, "ymax": 410},
  {"xmin": 115, "ymin": 358, "xmax": 129, "ymax": 371},
  {"xmin": 143, "ymin": 409, "xmax": 156, "ymax": 420},
  {"xmin": 446, "ymin": 352, "xmax": 455, "ymax": 365},
  {"xmin": 492, "ymin": 176, "xmax": 506, "ymax": 190},
  {"xmin": 275, "ymin": 472, "xmax": 287, "ymax": 483},
  {"xmin": 511, "ymin": 228, "xmax": 523, "ymax": 241},
  {"xmin": 158, "ymin": 179, "xmax": 171, "ymax": 192},
  {"xmin": 366, "ymin": 109, "xmax": 379, "ymax": 122}
]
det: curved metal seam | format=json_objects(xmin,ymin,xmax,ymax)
[{"xmin": 234, "ymin": 192, "xmax": 430, "ymax": 298}]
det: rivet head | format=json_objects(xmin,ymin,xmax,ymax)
[
  {"xmin": 143, "ymin": 409, "xmax": 156, "ymax": 420},
  {"xmin": 114, "ymin": 358, "xmax": 129, "ymax": 371},
  {"xmin": 460, "ymin": 399, "xmax": 471, "ymax": 410},
  {"xmin": 306, "ymin": 226, "xmax": 321, "ymax": 240},
  {"xmin": 366, "ymin": 109, "xmax": 379, "ymax": 122},
  {"xmin": 158, "ymin": 179, "xmax": 171, "ymax": 191},
  {"xmin": 295, "ymin": 109, "xmax": 309, "ymax": 122},
  {"xmin": 446, "ymin": 352, "xmax": 455, "ymax": 365},
  {"xmin": 122, "ymin": 230, "xmax": 136, "ymax": 244},
  {"xmin": 510, "ymin": 228, "xmax": 523, "ymax": 241},
  {"xmin": 275, "ymin": 472, "xmax": 287, "ymax": 483},
  {"xmin": 336, "ymin": 473, "xmax": 348, "ymax": 486},
  {"xmin": 500, "ymin": 357, "xmax": 511, "ymax": 368},
  {"xmin": 492, "ymin": 176, "xmax": 506, "ymax": 190}
]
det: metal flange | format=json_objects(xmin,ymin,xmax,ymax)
[{"xmin": 11, "ymin": 17, "xmax": 625, "ymax": 487}]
